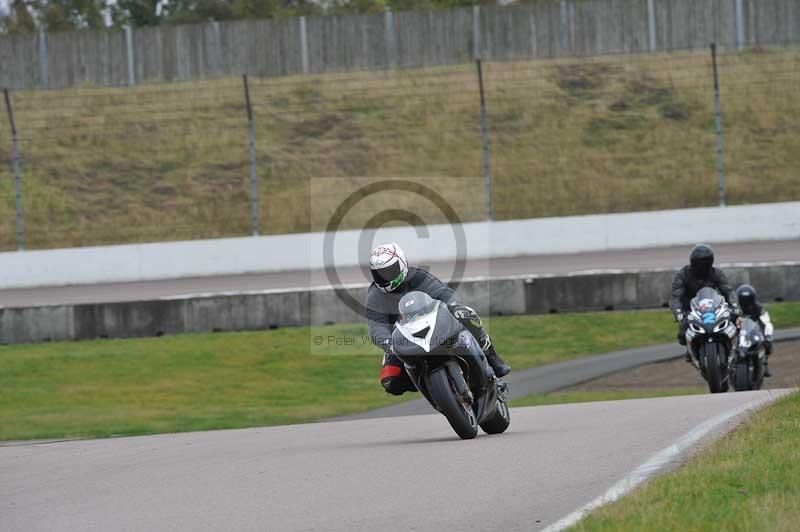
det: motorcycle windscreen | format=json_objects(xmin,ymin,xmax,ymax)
[
  {"xmin": 398, "ymin": 291, "xmax": 438, "ymax": 324},
  {"xmin": 691, "ymin": 287, "xmax": 724, "ymax": 313},
  {"xmin": 738, "ymin": 318, "xmax": 763, "ymax": 352}
]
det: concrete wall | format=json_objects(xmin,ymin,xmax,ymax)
[
  {"xmin": 1, "ymin": 201, "xmax": 798, "ymax": 290},
  {"xmin": 3, "ymin": 0, "xmax": 799, "ymax": 89},
  {"xmin": 3, "ymin": 263, "xmax": 798, "ymax": 345}
]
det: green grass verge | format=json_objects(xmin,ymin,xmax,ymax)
[
  {"xmin": 1, "ymin": 47, "xmax": 798, "ymax": 249},
  {"xmin": 1, "ymin": 303, "xmax": 798, "ymax": 441},
  {"xmin": 511, "ymin": 388, "xmax": 705, "ymax": 408},
  {"xmin": 572, "ymin": 391, "xmax": 800, "ymax": 532}
]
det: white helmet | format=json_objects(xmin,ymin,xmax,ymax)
[{"xmin": 369, "ymin": 243, "xmax": 408, "ymax": 293}]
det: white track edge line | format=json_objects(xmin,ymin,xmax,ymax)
[{"xmin": 540, "ymin": 389, "xmax": 792, "ymax": 532}]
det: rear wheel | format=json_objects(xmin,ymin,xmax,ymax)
[
  {"xmin": 702, "ymin": 342, "xmax": 724, "ymax": 394},
  {"xmin": 480, "ymin": 399, "xmax": 510, "ymax": 435},
  {"xmin": 427, "ymin": 366, "xmax": 478, "ymax": 440}
]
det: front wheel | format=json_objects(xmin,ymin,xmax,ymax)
[
  {"xmin": 734, "ymin": 362, "xmax": 752, "ymax": 391},
  {"xmin": 427, "ymin": 365, "xmax": 478, "ymax": 440},
  {"xmin": 702, "ymin": 342, "xmax": 725, "ymax": 394},
  {"xmin": 480, "ymin": 399, "xmax": 510, "ymax": 435}
]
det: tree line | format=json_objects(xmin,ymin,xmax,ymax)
[{"xmin": 0, "ymin": 0, "xmax": 545, "ymax": 34}]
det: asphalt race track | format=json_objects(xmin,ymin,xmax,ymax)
[
  {"xmin": 2, "ymin": 239, "xmax": 797, "ymax": 308},
  {"xmin": 1, "ymin": 390, "xmax": 790, "ymax": 532}
]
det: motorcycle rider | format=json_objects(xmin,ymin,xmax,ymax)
[
  {"xmin": 735, "ymin": 284, "xmax": 775, "ymax": 377},
  {"xmin": 365, "ymin": 242, "xmax": 511, "ymax": 395},
  {"xmin": 670, "ymin": 243, "xmax": 740, "ymax": 362}
]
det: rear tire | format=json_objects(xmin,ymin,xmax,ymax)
[
  {"xmin": 480, "ymin": 399, "xmax": 510, "ymax": 435},
  {"xmin": 427, "ymin": 366, "xmax": 478, "ymax": 440},
  {"xmin": 702, "ymin": 342, "xmax": 724, "ymax": 394}
]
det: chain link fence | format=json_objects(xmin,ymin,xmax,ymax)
[{"xmin": 1, "ymin": 43, "xmax": 798, "ymax": 251}]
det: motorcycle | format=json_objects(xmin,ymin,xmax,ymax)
[
  {"xmin": 685, "ymin": 287, "xmax": 737, "ymax": 393},
  {"xmin": 730, "ymin": 317, "xmax": 766, "ymax": 391},
  {"xmin": 392, "ymin": 291, "xmax": 510, "ymax": 440}
]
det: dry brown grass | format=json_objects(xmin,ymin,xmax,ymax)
[{"xmin": 0, "ymin": 46, "xmax": 797, "ymax": 250}]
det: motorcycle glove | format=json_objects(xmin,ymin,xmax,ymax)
[{"xmin": 448, "ymin": 302, "xmax": 482, "ymax": 328}]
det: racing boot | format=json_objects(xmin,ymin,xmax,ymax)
[
  {"xmin": 684, "ymin": 349, "xmax": 692, "ymax": 363},
  {"xmin": 483, "ymin": 339, "xmax": 510, "ymax": 378},
  {"xmin": 764, "ymin": 362, "xmax": 772, "ymax": 378}
]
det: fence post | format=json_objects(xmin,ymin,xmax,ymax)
[
  {"xmin": 735, "ymin": 0, "xmax": 745, "ymax": 50},
  {"xmin": 710, "ymin": 43, "xmax": 725, "ymax": 207},
  {"xmin": 38, "ymin": 30, "xmax": 49, "ymax": 89},
  {"xmin": 243, "ymin": 75, "xmax": 260, "ymax": 235},
  {"xmin": 475, "ymin": 60, "xmax": 493, "ymax": 221},
  {"xmin": 559, "ymin": 1, "xmax": 569, "ymax": 52},
  {"xmin": 472, "ymin": 6, "xmax": 481, "ymax": 60},
  {"xmin": 385, "ymin": 11, "xmax": 396, "ymax": 69},
  {"xmin": 299, "ymin": 17, "xmax": 309, "ymax": 74},
  {"xmin": 124, "ymin": 26, "xmax": 135, "ymax": 86},
  {"xmin": 4, "ymin": 89, "xmax": 25, "ymax": 250},
  {"xmin": 647, "ymin": 0, "xmax": 657, "ymax": 52},
  {"xmin": 212, "ymin": 21, "xmax": 223, "ymax": 76}
]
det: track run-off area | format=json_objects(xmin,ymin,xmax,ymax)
[{"xmin": 1, "ymin": 390, "xmax": 791, "ymax": 532}]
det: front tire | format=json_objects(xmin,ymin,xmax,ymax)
[
  {"xmin": 427, "ymin": 366, "xmax": 478, "ymax": 440},
  {"xmin": 734, "ymin": 362, "xmax": 752, "ymax": 391},
  {"xmin": 702, "ymin": 342, "xmax": 724, "ymax": 394}
]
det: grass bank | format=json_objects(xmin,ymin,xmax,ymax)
[
  {"xmin": 2, "ymin": 303, "xmax": 798, "ymax": 441},
  {"xmin": 573, "ymin": 390, "xmax": 800, "ymax": 532},
  {"xmin": 0, "ymin": 47, "xmax": 798, "ymax": 249}
]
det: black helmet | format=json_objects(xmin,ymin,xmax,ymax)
[
  {"xmin": 689, "ymin": 244, "xmax": 714, "ymax": 279},
  {"xmin": 736, "ymin": 284, "xmax": 758, "ymax": 314}
]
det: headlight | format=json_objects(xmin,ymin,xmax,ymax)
[
  {"xmin": 689, "ymin": 323, "xmax": 704, "ymax": 334},
  {"xmin": 714, "ymin": 319, "xmax": 729, "ymax": 333}
]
